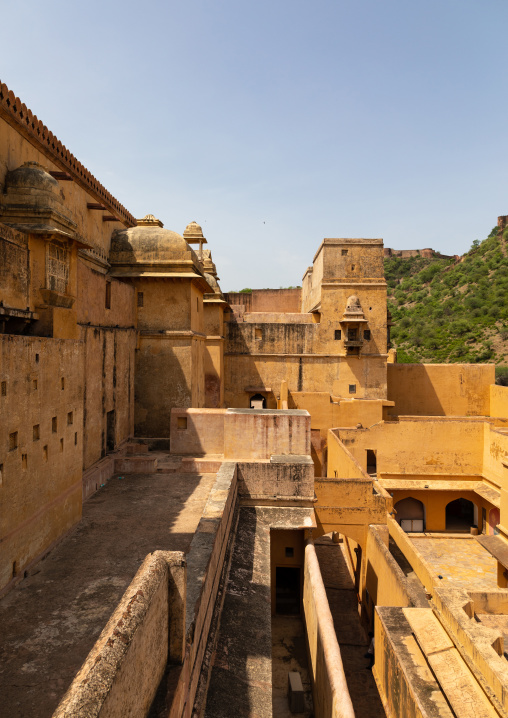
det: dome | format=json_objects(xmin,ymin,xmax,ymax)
[
  {"xmin": 5, "ymin": 161, "xmax": 60, "ymax": 195},
  {"xmin": 110, "ymin": 216, "xmax": 200, "ymax": 267},
  {"xmin": 204, "ymin": 272, "xmax": 220, "ymax": 291},
  {"xmin": 184, "ymin": 220, "xmax": 203, "ymax": 239},
  {"xmin": 183, "ymin": 220, "xmax": 207, "ymax": 245}
]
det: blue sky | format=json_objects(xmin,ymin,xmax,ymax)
[{"xmin": 2, "ymin": 0, "xmax": 508, "ymax": 290}]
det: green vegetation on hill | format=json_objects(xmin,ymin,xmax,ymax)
[{"xmin": 387, "ymin": 227, "xmax": 508, "ymax": 369}]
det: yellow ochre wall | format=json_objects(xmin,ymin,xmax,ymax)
[
  {"xmin": 0, "ymin": 336, "xmax": 84, "ymax": 593},
  {"xmin": 387, "ymin": 363, "xmax": 494, "ymax": 417},
  {"xmin": 336, "ymin": 419, "xmax": 485, "ymax": 478}
]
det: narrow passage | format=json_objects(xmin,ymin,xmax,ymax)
[{"xmin": 315, "ymin": 536, "xmax": 386, "ymax": 718}]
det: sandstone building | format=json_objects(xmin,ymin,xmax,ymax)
[{"xmin": 1, "ymin": 80, "xmax": 508, "ymax": 718}]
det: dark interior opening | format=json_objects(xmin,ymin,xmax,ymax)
[
  {"xmin": 366, "ymin": 449, "xmax": 377, "ymax": 474},
  {"xmin": 106, "ymin": 410, "xmax": 115, "ymax": 451},
  {"xmin": 446, "ymin": 498, "xmax": 474, "ymax": 532},
  {"xmin": 275, "ymin": 566, "xmax": 300, "ymax": 615},
  {"xmin": 250, "ymin": 393, "xmax": 266, "ymax": 409}
]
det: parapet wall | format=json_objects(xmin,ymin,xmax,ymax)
[
  {"xmin": 170, "ymin": 408, "xmax": 311, "ymax": 460},
  {"xmin": 224, "ymin": 287, "xmax": 302, "ymax": 313},
  {"xmin": 53, "ymin": 550, "xmax": 186, "ymax": 718},
  {"xmin": 303, "ymin": 541, "xmax": 355, "ymax": 718},
  {"xmin": 387, "ymin": 363, "xmax": 494, "ymax": 417}
]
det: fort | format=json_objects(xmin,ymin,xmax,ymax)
[{"xmin": 1, "ymin": 79, "xmax": 508, "ymax": 718}]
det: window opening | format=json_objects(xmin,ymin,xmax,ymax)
[
  {"xmin": 363, "ymin": 329, "xmax": 371, "ymax": 340},
  {"xmin": 52, "ymin": 417, "xmax": 57, "ymax": 433},
  {"xmin": 106, "ymin": 410, "xmax": 115, "ymax": 451},
  {"xmin": 1, "ymin": 381, "xmax": 6, "ymax": 396},
  {"xmin": 177, "ymin": 416, "xmax": 188, "ymax": 430},
  {"xmin": 334, "ymin": 329, "xmax": 341, "ymax": 340},
  {"xmin": 349, "ymin": 384, "xmax": 356, "ymax": 394},
  {"xmin": 137, "ymin": 291, "xmax": 144, "ymax": 308},
  {"xmin": 105, "ymin": 282, "xmax": 111, "ymax": 309},
  {"xmin": 33, "ymin": 425, "xmax": 40, "ymax": 441},
  {"xmin": 9, "ymin": 432, "xmax": 18, "ymax": 451},
  {"xmin": 46, "ymin": 241, "xmax": 69, "ymax": 293},
  {"xmin": 250, "ymin": 393, "xmax": 266, "ymax": 409}
]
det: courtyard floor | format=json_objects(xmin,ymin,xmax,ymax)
[
  {"xmin": 409, "ymin": 535, "xmax": 498, "ymax": 590},
  {"xmin": 0, "ymin": 469, "xmax": 216, "ymax": 718}
]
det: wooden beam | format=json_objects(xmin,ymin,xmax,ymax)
[
  {"xmin": 102, "ymin": 216, "xmax": 120, "ymax": 222},
  {"xmin": 87, "ymin": 203, "xmax": 107, "ymax": 210},
  {"xmin": 49, "ymin": 171, "xmax": 73, "ymax": 181}
]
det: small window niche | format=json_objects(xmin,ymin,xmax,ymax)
[
  {"xmin": 177, "ymin": 416, "xmax": 188, "ymax": 430},
  {"xmin": 33, "ymin": 379, "xmax": 38, "ymax": 391},
  {"xmin": 255, "ymin": 327, "xmax": 263, "ymax": 341},
  {"xmin": 137, "ymin": 291, "xmax": 144, "ymax": 308},
  {"xmin": 285, "ymin": 547, "xmax": 294, "ymax": 558},
  {"xmin": 61, "ymin": 377, "xmax": 65, "ymax": 390},
  {"xmin": 9, "ymin": 432, "xmax": 18, "ymax": 451},
  {"xmin": 22, "ymin": 454, "xmax": 27, "ymax": 469},
  {"xmin": 105, "ymin": 282, "xmax": 112, "ymax": 310},
  {"xmin": 342, "ymin": 249, "xmax": 348, "ymax": 256},
  {"xmin": 349, "ymin": 384, "xmax": 356, "ymax": 394},
  {"xmin": 67, "ymin": 411, "xmax": 73, "ymax": 426},
  {"xmin": 33, "ymin": 425, "xmax": 40, "ymax": 441},
  {"xmin": 60, "ymin": 438, "xmax": 64, "ymax": 453},
  {"xmin": 1, "ymin": 381, "xmax": 6, "ymax": 396},
  {"xmin": 334, "ymin": 329, "xmax": 341, "ymax": 340},
  {"xmin": 363, "ymin": 329, "xmax": 371, "ymax": 341},
  {"xmin": 52, "ymin": 417, "xmax": 57, "ymax": 433},
  {"xmin": 0, "ymin": 463, "xmax": 3, "ymax": 487},
  {"xmin": 43, "ymin": 445, "xmax": 48, "ymax": 461}
]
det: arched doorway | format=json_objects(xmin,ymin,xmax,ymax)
[
  {"xmin": 445, "ymin": 498, "xmax": 475, "ymax": 532},
  {"xmin": 394, "ymin": 497, "xmax": 425, "ymax": 532},
  {"xmin": 489, "ymin": 508, "xmax": 500, "ymax": 535},
  {"xmin": 250, "ymin": 393, "xmax": 266, "ymax": 409}
]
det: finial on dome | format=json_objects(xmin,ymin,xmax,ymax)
[
  {"xmin": 137, "ymin": 214, "xmax": 164, "ymax": 228},
  {"xmin": 183, "ymin": 220, "xmax": 207, "ymax": 244}
]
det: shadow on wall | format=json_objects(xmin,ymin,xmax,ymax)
[
  {"xmin": 134, "ymin": 343, "xmax": 191, "ymax": 438},
  {"xmin": 388, "ymin": 365, "xmax": 444, "ymax": 416}
]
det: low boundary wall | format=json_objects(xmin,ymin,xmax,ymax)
[
  {"xmin": 53, "ymin": 550, "xmax": 185, "ymax": 718},
  {"xmin": 303, "ymin": 541, "xmax": 355, "ymax": 718},
  {"xmin": 387, "ymin": 516, "xmax": 437, "ymax": 595}
]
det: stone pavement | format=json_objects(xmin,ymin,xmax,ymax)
[
  {"xmin": 315, "ymin": 537, "xmax": 386, "ymax": 718},
  {"xmin": 410, "ymin": 536, "xmax": 498, "ymax": 590},
  {"xmin": 272, "ymin": 615, "xmax": 313, "ymax": 717},
  {"xmin": 0, "ymin": 469, "xmax": 216, "ymax": 718}
]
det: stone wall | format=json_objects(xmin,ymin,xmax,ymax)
[
  {"xmin": 387, "ymin": 363, "xmax": 494, "ymax": 417},
  {"xmin": 0, "ymin": 335, "xmax": 83, "ymax": 593},
  {"xmin": 303, "ymin": 541, "xmax": 355, "ymax": 718},
  {"xmin": 224, "ymin": 288, "xmax": 301, "ymax": 313},
  {"xmin": 53, "ymin": 550, "xmax": 185, "ymax": 718}
]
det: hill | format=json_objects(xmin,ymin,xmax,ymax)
[{"xmin": 386, "ymin": 226, "xmax": 508, "ymax": 381}]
